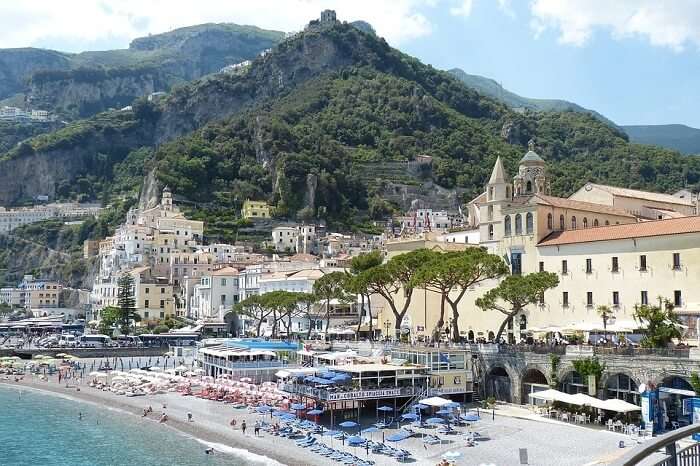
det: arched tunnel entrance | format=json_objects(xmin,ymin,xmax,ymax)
[
  {"xmin": 485, "ymin": 366, "xmax": 512, "ymax": 403},
  {"xmin": 521, "ymin": 368, "xmax": 549, "ymax": 404}
]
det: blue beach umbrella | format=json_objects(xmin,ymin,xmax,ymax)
[
  {"xmin": 425, "ymin": 417, "xmax": 446, "ymax": 425},
  {"xmin": 361, "ymin": 427, "xmax": 379, "ymax": 434},
  {"xmin": 414, "ymin": 404, "xmax": 429, "ymax": 410},
  {"xmin": 323, "ymin": 430, "xmax": 340, "ymax": 437},
  {"xmin": 461, "ymin": 413, "xmax": 480, "ymax": 422},
  {"xmin": 290, "ymin": 403, "xmax": 306, "ymax": 410},
  {"xmin": 256, "ymin": 405, "xmax": 273, "ymax": 413},
  {"xmin": 307, "ymin": 409, "xmax": 324, "ymax": 416},
  {"xmin": 436, "ymin": 409, "xmax": 452, "ymax": 415},
  {"xmin": 377, "ymin": 406, "xmax": 394, "ymax": 412},
  {"xmin": 444, "ymin": 401, "xmax": 460, "ymax": 408},
  {"xmin": 401, "ymin": 413, "xmax": 418, "ymax": 421},
  {"xmin": 347, "ymin": 436, "xmax": 366, "ymax": 446},
  {"xmin": 339, "ymin": 421, "xmax": 359, "ymax": 428}
]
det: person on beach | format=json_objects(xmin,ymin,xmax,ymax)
[
  {"xmin": 241, "ymin": 420, "xmax": 247, "ymax": 435},
  {"xmin": 159, "ymin": 413, "xmax": 168, "ymax": 423},
  {"xmin": 254, "ymin": 420, "xmax": 260, "ymax": 436},
  {"xmin": 230, "ymin": 419, "xmax": 237, "ymax": 428},
  {"xmin": 187, "ymin": 412, "xmax": 193, "ymax": 422}
]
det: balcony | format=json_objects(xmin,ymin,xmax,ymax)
[{"xmin": 199, "ymin": 357, "xmax": 288, "ymax": 370}]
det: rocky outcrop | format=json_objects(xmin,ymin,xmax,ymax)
[{"xmin": 0, "ymin": 48, "xmax": 71, "ymax": 99}]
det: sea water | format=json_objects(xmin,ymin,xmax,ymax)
[{"xmin": 0, "ymin": 386, "xmax": 278, "ymax": 466}]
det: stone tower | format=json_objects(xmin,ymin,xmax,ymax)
[
  {"xmin": 513, "ymin": 139, "xmax": 548, "ymax": 197},
  {"xmin": 479, "ymin": 156, "xmax": 511, "ymax": 244},
  {"xmin": 161, "ymin": 186, "xmax": 173, "ymax": 212}
]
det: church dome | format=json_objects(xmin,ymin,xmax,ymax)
[{"xmin": 519, "ymin": 139, "xmax": 544, "ymax": 164}]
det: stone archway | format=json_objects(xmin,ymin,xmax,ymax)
[
  {"xmin": 603, "ymin": 372, "xmax": 640, "ymax": 405},
  {"xmin": 558, "ymin": 369, "xmax": 587, "ymax": 395},
  {"xmin": 660, "ymin": 375, "xmax": 693, "ymax": 392},
  {"xmin": 485, "ymin": 365, "xmax": 515, "ymax": 403},
  {"xmin": 521, "ymin": 368, "xmax": 550, "ymax": 405}
]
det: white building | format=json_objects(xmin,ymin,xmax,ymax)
[{"xmin": 190, "ymin": 267, "xmax": 240, "ymax": 321}]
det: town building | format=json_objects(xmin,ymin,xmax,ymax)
[
  {"xmin": 378, "ymin": 140, "xmax": 700, "ymax": 343},
  {"xmin": 0, "ymin": 203, "xmax": 102, "ymax": 233},
  {"xmin": 0, "ymin": 275, "xmax": 61, "ymax": 310},
  {"xmin": 189, "ymin": 267, "xmax": 240, "ymax": 321},
  {"xmin": 241, "ymin": 199, "xmax": 271, "ymax": 220}
]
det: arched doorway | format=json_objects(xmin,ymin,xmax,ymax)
[
  {"xmin": 605, "ymin": 373, "xmax": 639, "ymax": 405},
  {"xmin": 560, "ymin": 371, "xmax": 587, "ymax": 394},
  {"xmin": 487, "ymin": 331, "xmax": 495, "ymax": 342},
  {"xmin": 467, "ymin": 330, "xmax": 474, "ymax": 342},
  {"xmin": 660, "ymin": 376, "xmax": 695, "ymax": 429},
  {"xmin": 522, "ymin": 368, "xmax": 549, "ymax": 405},
  {"xmin": 485, "ymin": 366, "xmax": 512, "ymax": 403}
]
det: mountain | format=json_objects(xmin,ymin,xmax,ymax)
[
  {"xmin": 1, "ymin": 19, "xmax": 699, "ymax": 229},
  {"xmin": 448, "ymin": 68, "xmax": 619, "ymax": 129},
  {"xmin": 0, "ymin": 23, "xmax": 284, "ymax": 119},
  {"xmin": 622, "ymin": 124, "xmax": 700, "ymax": 155}
]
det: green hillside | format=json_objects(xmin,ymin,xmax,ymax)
[
  {"xmin": 623, "ymin": 124, "xmax": 700, "ymax": 155},
  {"xmin": 2, "ymin": 21, "xmax": 700, "ymax": 233}
]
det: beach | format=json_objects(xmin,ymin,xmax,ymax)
[{"xmin": 1, "ymin": 372, "xmax": 639, "ymax": 466}]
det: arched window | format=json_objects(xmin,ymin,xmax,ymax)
[
  {"xmin": 488, "ymin": 205, "xmax": 493, "ymax": 221},
  {"xmin": 526, "ymin": 181, "xmax": 532, "ymax": 192},
  {"xmin": 583, "ymin": 217, "xmax": 588, "ymax": 228},
  {"xmin": 519, "ymin": 315, "xmax": 527, "ymax": 330},
  {"xmin": 571, "ymin": 216, "xmax": 577, "ymax": 229},
  {"xmin": 506, "ymin": 186, "xmax": 511, "ymax": 199},
  {"xmin": 593, "ymin": 219, "xmax": 599, "ymax": 227},
  {"xmin": 560, "ymin": 215, "xmax": 565, "ymax": 230},
  {"xmin": 504, "ymin": 215, "xmax": 512, "ymax": 236},
  {"xmin": 488, "ymin": 225, "xmax": 494, "ymax": 240},
  {"xmin": 605, "ymin": 220, "xmax": 610, "ymax": 226},
  {"xmin": 526, "ymin": 212, "xmax": 534, "ymax": 234},
  {"xmin": 547, "ymin": 213, "xmax": 553, "ymax": 229},
  {"xmin": 488, "ymin": 187, "xmax": 494, "ymax": 200},
  {"xmin": 515, "ymin": 214, "xmax": 523, "ymax": 235}
]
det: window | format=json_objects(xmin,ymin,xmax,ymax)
[
  {"xmin": 587, "ymin": 292, "xmax": 593, "ymax": 307},
  {"xmin": 562, "ymin": 292, "xmax": 569, "ymax": 307},
  {"xmin": 515, "ymin": 214, "xmax": 522, "ymax": 235},
  {"xmin": 488, "ymin": 205, "xmax": 493, "ymax": 221},
  {"xmin": 160, "ymin": 300, "xmax": 165, "ymax": 308},
  {"xmin": 639, "ymin": 255, "xmax": 647, "ymax": 271},
  {"xmin": 504, "ymin": 215, "xmax": 512, "ymax": 236},
  {"xmin": 144, "ymin": 299, "xmax": 149, "ymax": 308},
  {"xmin": 488, "ymin": 225, "xmax": 494, "ymax": 240},
  {"xmin": 571, "ymin": 216, "xmax": 577, "ymax": 229},
  {"xmin": 674, "ymin": 290, "xmax": 682, "ymax": 307},
  {"xmin": 673, "ymin": 253, "xmax": 681, "ymax": 270},
  {"xmin": 612, "ymin": 291, "xmax": 620, "ymax": 306},
  {"xmin": 605, "ymin": 220, "xmax": 610, "ymax": 226},
  {"xmin": 145, "ymin": 287, "xmax": 150, "ymax": 294},
  {"xmin": 221, "ymin": 295, "xmax": 226, "ymax": 304},
  {"xmin": 511, "ymin": 252, "xmax": 522, "ymax": 275},
  {"xmin": 488, "ymin": 187, "xmax": 494, "ymax": 200},
  {"xmin": 560, "ymin": 215, "xmax": 565, "ymax": 230},
  {"xmin": 520, "ymin": 315, "xmax": 528, "ymax": 329},
  {"xmin": 526, "ymin": 212, "xmax": 534, "ymax": 234},
  {"xmin": 221, "ymin": 279, "xmax": 227, "ymax": 286},
  {"xmin": 562, "ymin": 260, "xmax": 568, "ymax": 275},
  {"xmin": 160, "ymin": 287, "xmax": 165, "ymax": 294},
  {"xmin": 547, "ymin": 213, "xmax": 553, "ymax": 229},
  {"xmin": 586, "ymin": 258, "xmax": 593, "ymax": 274},
  {"xmin": 641, "ymin": 291, "xmax": 648, "ymax": 305},
  {"xmin": 611, "ymin": 257, "xmax": 619, "ymax": 273},
  {"xmin": 593, "ymin": 219, "xmax": 599, "ymax": 227},
  {"xmin": 539, "ymin": 261, "xmax": 545, "ymax": 272},
  {"xmin": 144, "ymin": 311, "xmax": 149, "ymax": 318},
  {"xmin": 454, "ymin": 376, "xmax": 462, "ymax": 385},
  {"xmin": 160, "ymin": 312, "xmax": 165, "ymax": 319},
  {"xmin": 583, "ymin": 217, "xmax": 588, "ymax": 228}
]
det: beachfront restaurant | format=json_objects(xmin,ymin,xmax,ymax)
[
  {"xmin": 278, "ymin": 363, "xmax": 429, "ymax": 427},
  {"xmin": 391, "ymin": 346, "xmax": 474, "ymax": 402},
  {"xmin": 196, "ymin": 339, "xmax": 298, "ymax": 380}
]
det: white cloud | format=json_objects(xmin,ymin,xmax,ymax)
[
  {"xmin": 0, "ymin": 0, "xmax": 435, "ymax": 52},
  {"xmin": 450, "ymin": 0, "xmax": 474, "ymax": 18},
  {"xmin": 496, "ymin": 0, "xmax": 515, "ymax": 19},
  {"xmin": 530, "ymin": 0, "xmax": 700, "ymax": 51}
]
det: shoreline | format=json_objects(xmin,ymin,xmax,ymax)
[{"xmin": 0, "ymin": 378, "xmax": 313, "ymax": 466}]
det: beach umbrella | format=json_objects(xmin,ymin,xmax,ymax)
[
  {"xmin": 347, "ymin": 436, "xmax": 366, "ymax": 446},
  {"xmin": 361, "ymin": 427, "xmax": 379, "ymax": 434},
  {"xmin": 290, "ymin": 403, "xmax": 306, "ymax": 410},
  {"xmin": 307, "ymin": 409, "xmax": 324, "ymax": 416},
  {"xmin": 414, "ymin": 403, "xmax": 429, "ymax": 410},
  {"xmin": 436, "ymin": 409, "xmax": 453, "ymax": 415},
  {"xmin": 401, "ymin": 413, "xmax": 418, "ymax": 421},
  {"xmin": 442, "ymin": 451, "xmax": 463, "ymax": 461},
  {"xmin": 339, "ymin": 421, "xmax": 359, "ymax": 428},
  {"xmin": 425, "ymin": 417, "xmax": 446, "ymax": 425},
  {"xmin": 377, "ymin": 406, "xmax": 393, "ymax": 412},
  {"xmin": 256, "ymin": 405, "xmax": 273, "ymax": 413},
  {"xmin": 461, "ymin": 413, "xmax": 480, "ymax": 422},
  {"xmin": 444, "ymin": 401, "xmax": 460, "ymax": 408},
  {"xmin": 323, "ymin": 430, "xmax": 340, "ymax": 437}
]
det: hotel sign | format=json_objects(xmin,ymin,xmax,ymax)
[{"xmin": 327, "ymin": 388, "xmax": 403, "ymax": 401}]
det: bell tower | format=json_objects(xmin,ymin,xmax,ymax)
[
  {"xmin": 513, "ymin": 139, "xmax": 548, "ymax": 196},
  {"xmin": 479, "ymin": 156, "xmax": 511, "ymax": 244}
]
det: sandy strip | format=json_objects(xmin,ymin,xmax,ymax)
[{"xmin": 0, "ymin": 376, "xmax": 326, "ymax": 466}]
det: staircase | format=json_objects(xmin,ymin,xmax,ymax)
[{"xmin": 398, "ymin": 386, "xmax": 430, "ymax": 415}]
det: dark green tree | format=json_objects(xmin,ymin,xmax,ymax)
[
  {"xmin": 346, "ymin": 251, "xmax": 383, "ymax": 338},
  {"xmin": 313, "ymin": 271, "xmax": 351, "ymax": 340},
  {"xmin": 633, "ymin": 298, "xmax": 682, "ymax": 348},
  {"xmin": 98, "ymin": 306, "xmax": 120, "ymax": 335},
  {"xmin": 414, "ymin": 248, "xmax": 508, "ymax": 342},
  {"xmin": 476, "ymin": 272, "xmax": 559, "ymax": 342},
  {"xmin": 116, "ymin": 273, "xmax": 139, "ymax": 335}
]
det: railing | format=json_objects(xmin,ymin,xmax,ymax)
[
  {"xmin": 612, "ymin": 424, "xmax": 700, "ymax": 466},
  {"xmin": 199, "ymin": 358, "xmax": 288, "ymax": 370},
  {"xmin": 280, "ymin": 383, "xmax": 423, "ymax": 401},
  {"xmin": 592, "ymin": 347, "xmax": 690, "ymax": 359}
]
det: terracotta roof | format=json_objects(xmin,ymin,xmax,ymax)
[
  {"xmin": 211, "ymin": 267, "xmax": 239, "ymax": 276},
  {"xmin": 289, "ymin": 253, "xmax": 318, "ymax": 262},
  {"xmin": 582, "ymin": 183, "xmax": 694, "ymax": 207},
  {"xmin": 534, "ymin": 194, "xmax": 636, "ymax": 218},
  {"xmin": 538, "ymin": 216, "xmax": 700, "ymax": 246}
]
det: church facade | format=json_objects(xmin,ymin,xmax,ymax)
[{"xmin": 381, "ymin": 141, "xmax": 700, "ymax": 342}]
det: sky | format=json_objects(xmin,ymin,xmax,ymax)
[{"xmin": 1, "ymin": 0, "xmax": 699, "ymax": 127}]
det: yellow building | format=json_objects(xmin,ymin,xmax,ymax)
[
  {"xmin": 378, "ymin": 140, "xmax": 700, "ymax": 343},
  {"xmin": 241, "ymin": 200, "xmax": 271, "ymax": 220},
  {"xmin": 130, "ymin": 267, "xmax": 175, "ymax": 321}
]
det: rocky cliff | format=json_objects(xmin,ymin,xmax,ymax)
[{"xmin": 0, "ymin": 48, "xmax": 71, "ymax": 100}]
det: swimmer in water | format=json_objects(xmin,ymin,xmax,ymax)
[
  {"xmin": 79, "ymin": 412, "xmax": 83, "ymax": 420},
  {"xmin": 205, "ymin": 448, "xmax": 214, "ymax": 455}
]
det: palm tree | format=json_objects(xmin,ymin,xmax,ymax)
[{"xmin": 596, "ymin": 305, "xmax": 613, "ymax": 343}]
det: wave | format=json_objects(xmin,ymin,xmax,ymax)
[{"xmin": 193, "ymin": 438, "xmax": 287, "ymax": 466}]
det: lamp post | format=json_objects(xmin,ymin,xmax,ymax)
[{"xmin": 384, "ymin": 320, "xmax": 391, "ymax": 342}]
